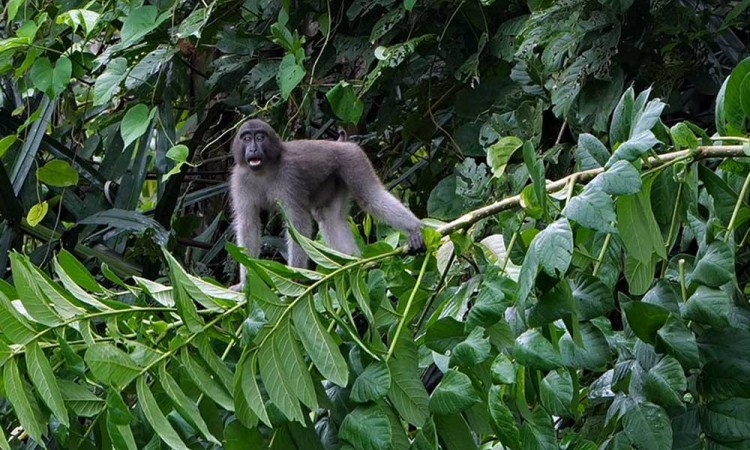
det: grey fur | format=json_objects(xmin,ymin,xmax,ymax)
[{"xmin": 230, "ymin": 119, "xmax": 424, "ymax": 288}]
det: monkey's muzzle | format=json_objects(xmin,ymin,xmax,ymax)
[{"xmin": 248, "ymin": 158, "xmax": 262, "ymax": 168}]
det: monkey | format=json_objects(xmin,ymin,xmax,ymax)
[{"xmin": 229, "ymin": 119, "xmax": 425, "ymax": 289}]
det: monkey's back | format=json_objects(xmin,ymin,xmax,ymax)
[{"xmin": 278, "ymin": 141, "xmax": 380, "ymax": 208}]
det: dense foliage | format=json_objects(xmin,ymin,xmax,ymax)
[{"xmin": 1, "ymin": 0, "xmax": 750, "ymax": 449}]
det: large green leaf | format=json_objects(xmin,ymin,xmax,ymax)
[
  {"xmin": 351, "ymin": 361, "xmax": 391, "ymax": 403},
  {"xmin": 429, "ymin": 369, "xmax": 481, "ymax": 415},
  {"xmin": 84, "ymin": 343, "xmax": 141, "ymax": 388},
  {"xmin": 513, "ymin": 329, "xmax": 563, "ymax": 370},
  {"xmin": 488, "ymin": 385, "xmax": 521, "ymax": 449},
  {"xmin": 277, "ymin": 54, "xmax": 305, "ymax": 100},
  {"xmin": 158, "ymin": 364, "xmax": 219, "ymax": 444},
  {"xmin": 327, "ymin": 81, "xmax": 364, "ymax": 124},
  {"xmin": 622, "ymin": 402, "xmax": 673, "ymax": 450},
  {"xmin": 387, "ymin": 338, "xmax": 430, "ymax": 426},
  {"xmin": 339, "ymin": 404, "xmax": 392, "ymax": 450},
  {"xmin": 27, "ymin": 342, "xmax": 70, "ymax": 427},
  {"xmin": 4, "ymin": 358, "xmax": 45, "ymax": 445},
  {"xmin": 136, "ymin": 376, "xmax": 191, "ymax": 450}
]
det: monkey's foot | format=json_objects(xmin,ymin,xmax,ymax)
[{"xmin": 407, "ymin": 230, "xmax": 426, "ymax": 254}]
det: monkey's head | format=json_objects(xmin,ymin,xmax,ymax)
[{"xmin": 233, "ymin": 119, "xmax": 283, "ymax": 171}]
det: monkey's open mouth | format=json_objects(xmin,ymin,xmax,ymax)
[{"xmin": 248, "ymin": 159, "xmax": 262, "ymax": 167}]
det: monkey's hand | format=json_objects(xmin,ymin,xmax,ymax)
[
  {"xmin": 406, "ymin": 229, "xmax": 426, "ymax": 254},
  {"xmin": 229, "ymin": 282, "xmax": 244, "ymax": 292}
]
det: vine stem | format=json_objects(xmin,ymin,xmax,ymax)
[
  {"xmin": 592, "ymin": 232, "xmax": 612, "ymax": 277},
  {"xmin": 679, "ymin": 259, "xmax": 687, "ymax": 302},
  {"xmin": 10, "ymin": 307, "xmax": 176, "ymax": 357},
  {"xmin": 436, "ymin": 145, "xmax": 746, "ymax": 236},
  {"xmin": 724, "ymin": 171, "xmax": 750, "ymax": 242},
  {"xmin": 139, "ymin": 302, "xmax": 245, "ymax": 376},
  {"xmin": 386, "ymin": 254, "xmax": 431, "ymax": 361}
]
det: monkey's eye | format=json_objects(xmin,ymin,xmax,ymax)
[
  {"xmin": 242, "ymin": 134, "xmax": 252, "ymax": 142},
  {"xmin": 255, "ymin": 134, "xmax": 265, "ymax": 142}
]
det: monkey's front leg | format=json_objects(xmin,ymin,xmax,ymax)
[
  {"xmin": 231, "ymin": 206, "xmax": 262, "ymax": 291},
  {"xmin": 285, "ymin": 203, "xmax": 314, "ymax": 269}
]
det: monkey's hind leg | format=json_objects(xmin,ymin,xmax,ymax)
[
  {"xmin": 285, "ymin": 203, "xmax": 314, "ymax": 268},
  {"xmin": 314, "ymin": 195, "xmax": 360, "ymax": 256}
]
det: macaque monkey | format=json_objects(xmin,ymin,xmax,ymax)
[{"xmin": 229, "ymin": 119, "xmax": 424, "ymax": 289}]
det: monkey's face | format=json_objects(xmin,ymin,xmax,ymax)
[{"xmin": 233, "ymin": 120, "xmax": 281, "ymax": 171}]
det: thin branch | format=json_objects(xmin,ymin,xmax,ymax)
[{"xmin": 436, "ymin": 145, "xmax": 746, "ymax": 236}]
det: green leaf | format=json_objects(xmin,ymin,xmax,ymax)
[
  {"xmin": 683, "ymin": 286, "xmax": 730, "ymax": 328},
  {"xmin": 723, "ymin": 58, "xmax": 750, "ymax": 132},
  {"xmin": 622, "ymin": 402, "xmax": 673, "ymax": 450},
  {"xmin": 120, "ymin": 6, "xmax": 168, "ymax": 46},
  {"xmin": 339, "ymin": 404, "xmax": 392, "ymax": 450},
  {"xmin": 488, "ymin": 385, "xmax": 520, "ymax": 448},
  {"xmin": 176, "ymin": 7, "xmax": 207, "ymax": 39},
  {"xmin": 57, "ymin": 380, "xmax": 104, "ymax": 417},
  {"xmin": 0, "ymin": 135, "xmax": 17, "ymax": 159},
  {"xmin": 158, "ymin": 364, "xmax": 219, "ymax": 444},
  {"xmin": 0, "ymin": 427, "xmax": 9, "ymax": 450},
  {"xmin": 277, "ymin": 54, "xmax": 305, "ymax": 100},
  {"xmin": 572, "ymin": 275, "xmax": 614, "ymax": 320},
  {"xmin": 670, "ymin": 122, "xmax": 700, "ymax": 149},
  {"xmin": 606, "ymin": 131, "xmax": 660, "ymax": 168},
  {"xmin": 0, "ymin": 290, "xmax": 36, "ymax": 344},
  {"xmin": 490, "ymin": 353, "xmax": 516, "ymax": 385},
  {"xmin": 424, "ymin": 317, "xmax": 466, "ymax": 353},
  {"xmin": 56, "ymin": 249, "xmax": 105, "ymax": 293},
  {"xmin": 576, "ymin": 133, "xmax": 610, "ymax": 169},
  {"xmin": 691, "ymin": 241, "xmax": 733, "ymax": 288},
  {"xmin": 36, "ymin": 159, "xmax": 79, "ymax": 187},
  {"xmin": 181, "ymin": 351, "xmax": 234, "ymax": 411},
  {"xmin": 435, "ymin": 413, "xmax": 479, "ymax": 450},
  {"xmin": 656, "ymin": 314, "xmax": 700, "ymax": 369},
  {"xmin": 94, "ymin": 57, "xmax": 128, "ymax": 106},
  {"xmin": 451, "ymin": 326, "xmax": 491, "ymax": 367},
  {"xmin": 560, "ymin": 322, "xmax": 610, "ymax": 369},
  {"xmin": 622, "ymin": 301, "xmax": 670, "ymax": 344},
  {"xmin": 326, "ymin": 81, "xmax": 364, "ymax": 124},
  {"xmin": 643, "ymin": 355, "xmax": 687, "ymax": 410},
  {"xmin": 27, "ymin": 201, "xmax": 48, "ymax": 227},
  {"xmin": 224, "ymin": 420, "xmax": 264, "ymax": 450},
  {"xmin": 702, "ymin": 398, "xmax": 750, "ymax": 443},
  {"xmin": 486, "ymin": 136, "xmax": 523, "ymax": 178},
  {"xmin": 27, "ymin": 341, "xmax": 69, "ymax": 427},
  {"xmin": 616, "ymin": 184, "xmax": 667, "ymax": 262},
  {"xmin": 387, "ymin": 338, "xmax": 430, "ymax": 426},
  {"xmin": 540, "ymin": 370, "xmax": 574, "ymax": 417},
  {"xmin": 120, "ymin": 104, "xmax": 153, "ymax": 149},
  {"xmin": 258, "ymin": 325, "xmax": 304, "ymax": 423},
  {"xmin": 429, "ymin": 369, "xmax": 480, "ymax": 415},
  {"xmin": 166, "ymin": 144, "xmax": 189, "ymax": 163},
  {"xmin": 6, "ymin": 0, "xmax": 24, "ymax": 21},
  {"xmin": 236, "ymin": 352, "xmax": 271, "ymax": 427},
  {"xmin": 533, "ymin": 218, "xmax": 573, "ymax": 277},
  {"xmin": 513, "ymin": 329, "xmax": 563, "ymax": 370},
  {"xmin": 404, "ymin": 0, "xmax": 418, "ymax": 10},
  {"xmin": 351, "ymin": 361, "xmax": 391, "ymax": 403},
  {"xmin": 4, "ymin": 358, "xmax": 45, "ymax": 445},
  {"xmin": 56, "ymin": 9, "xmax": 101, "ymax": 36},
  {"xmin": 10, "ymin": 252, "xmax": 63, "ymax": 326},
  {"xmin": 84, "ymin": 343, "xmax": 141, "ymax": 388},
  {"xmin": 106, "ymin": 413, "xmax": 138, "ymax": 450},
  {"xmin": 520, "ymin": 409, "xmax": 556, "ymax": 450},
  {"xmin": 30, "ymin": 58, "xmax": 53, "ymax": 95},
  {"xmin": 411, "ymin": 418, "xmax": 438, "ymax": 450},
  {"xmin": 563, "ymin": 189, "xmax": 617, "ymax": 233},
  {"xmin": 592, "ymin": 160, "xmax": 642, "ymax": 195},
  {"xmin": 276, "ymin": 320, "xmax": 318, "ymax": 409},
  {"xmin": 136, "ymin": 376, "xmax": 191, "ymax": 450}
]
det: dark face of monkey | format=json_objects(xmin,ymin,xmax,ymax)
[{"xmin": 233, "ymin": 120, "xmax": 282, "ymax": 171}]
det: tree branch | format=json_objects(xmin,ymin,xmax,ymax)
[{"xmin": 436, "ymin": 145, "xmax": 746, "ymax": 236}]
